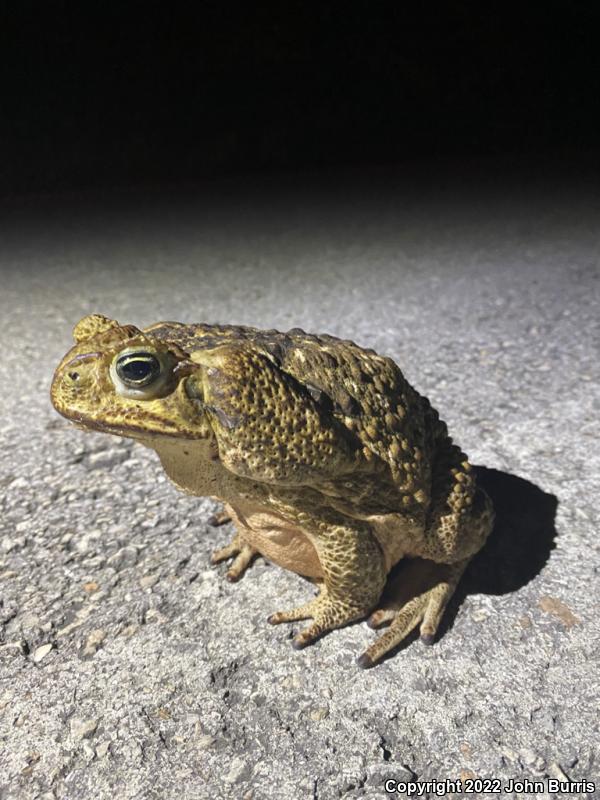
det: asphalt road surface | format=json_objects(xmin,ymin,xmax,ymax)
[{"xmin": 1, "ymin": 164, "xmax": 598, "ymax": 799}]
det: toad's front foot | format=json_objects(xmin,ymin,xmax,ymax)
[
  {"xmin": 268, "ymin": 586, "xmax": 371, "ymax": 650},
  {"xmin": 210, "ymin": 532, "xmax": 259, "ymax": 582},
  {"xmin": 357, "ymin": 556, "xmax": 471, "ymax": 668}
]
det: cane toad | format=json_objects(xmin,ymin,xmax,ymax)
[{"xmin": 51, "ymin": 314, "xmax": 494, "ymax": 667}]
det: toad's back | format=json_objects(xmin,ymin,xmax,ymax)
[{"xmin": 145, "ymin": 321, "xmax": 448, "ymax": 513}]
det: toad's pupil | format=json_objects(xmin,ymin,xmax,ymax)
[
  {"xmin": 116, "ymin": 353, "xmax": 160, "ymax": 386},
  {"xmin": 123, "ymin": 360, "xmax": 151, "ymax": 380}
]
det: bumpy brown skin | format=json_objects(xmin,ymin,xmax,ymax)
[{"xmin": 51, "ymin": 315, "xmax": 494, "ymax": 667}]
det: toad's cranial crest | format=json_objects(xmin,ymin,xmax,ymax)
[{"xmin": 51, "ymin": 314, "xmax": 494, "ymax": 667}]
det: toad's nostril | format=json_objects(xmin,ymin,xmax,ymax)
[{"xmin": 68, "ymin": 371, "xmax": 80, "ymax": 381}]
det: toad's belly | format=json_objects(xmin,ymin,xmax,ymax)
[{"xmin": 225, "ymin": 503, "xmax": 324, "ymax": 578}]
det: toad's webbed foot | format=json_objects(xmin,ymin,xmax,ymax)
[
  {"xmin": 210, "ymin": 532, "xmax": 259, "ymax": 582},
  {"xmin": 357, "ymin": 556, "xmax": 470, "ymax": 668},
  {"xmin": 268, "ymin": 585, "xmax": 370, "ymax": 650}
]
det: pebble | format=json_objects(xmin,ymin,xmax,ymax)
[
  {"xmin": 144, "ymin": 608, "xmax": 167, "ymax": 623},
  {"xmin": 501, "ymin": 746, "xmax": 519, "ymax": 762},
  {"xmin": 21, "ymin": 613, "xmax": 41, "ymax": 630},
  {"xmin": 280, "ymin": 674, "xmax": 303, "ymax": 689},
  {"xmin": 74, "ymin": 531, "xmax": 102, "ymax": 554},
  {"xmin": 82, "ymin": 740, "xmax": 96, "ymax": 761},
  {"xmin": 140, "ymin": 516, "xmax": 161, "ymax": 529},
  {"xmin": 1, "ymin": 536, "xmax": 20, "ymax": 554},
  {"xmin": 87, "ymin": 449, "xmax": 128, "ymax": 470},
  {"xmin": 70, "ymin": 717, "xmax": 99, "ymax": 740},
  {"xmin": 520, "ymin": 747, "xmax": 545, "ymax": 769},
  {"xmin": 197, "ymin": 735, "xmax": 216, "ymax": 749},
  {"xmin": 83, "ymin": 629, "xmax": 106, "ymax": 657},
  {"xmin": 32, "ymin": 643, "xmax": 53, "ymax": 663},
  {"xmin": 118, "ymin": 623, "xmax": 139, "ymax": 638},
  {"xmin": 107, "ymin": 546, "xmax": 138, "ymax": 569},
  {"xmin": 96, "ymin": 741, "xmax": 111, "ymax": 758},
  {"xmin": 223, "ymin": 757, "xmax": 251, "ymax": 784},
  {"xmin": 140, "ymin": 574, "xmax": 159, "ymax": 589}
]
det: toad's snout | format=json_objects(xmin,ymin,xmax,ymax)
[{"xmin": 50, "ymin": 351, "xmax": 103, "ymax": 411}]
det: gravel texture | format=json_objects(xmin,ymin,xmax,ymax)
[{"xmin": 0, "ymin": 166, "xmax": 599, "ymax": 799}]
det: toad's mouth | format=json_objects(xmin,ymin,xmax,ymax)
[{"xmin": 57, "ymin": 408, "xmax": 209, "ymax": 441}]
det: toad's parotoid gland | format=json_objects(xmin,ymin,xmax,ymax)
[{"xmin": 51, "ymin": 314, "xmax": 494, "ymax": 667}]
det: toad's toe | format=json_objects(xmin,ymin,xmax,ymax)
[{"xmin": 211, "ymin": 532, "xmax": 258, "ymax": 581}]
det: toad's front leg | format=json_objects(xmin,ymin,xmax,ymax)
[
  {"xmin": 210, "ymin": 529, "xmax": 259, "ymax": 582},
  {"xmin": 209, "ymin": 502, "xmax": 260, "ymax": 582},
  {"xmin": 268, "ymin": 521, "xmax": 387, "ymax": 649}
]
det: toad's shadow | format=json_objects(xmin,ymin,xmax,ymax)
[
  {"xmin": 465, "ymin": 466, "xmax": 557, "ymax": 594},
  {"xmin": 377, "ymin": 466, "xmax": 558, "ymax": 658}
]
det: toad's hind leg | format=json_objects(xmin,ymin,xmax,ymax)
[
  {"xmin": 358, "ymin": 556, "xmax": 470, "ymax": 668},
  {"xmin": 268, "ymin": 521, "xmax": 386, "ymax": 650},
  {"xmin": 359, "ymin": 478, "xmax": 494, "ymax": 668}
]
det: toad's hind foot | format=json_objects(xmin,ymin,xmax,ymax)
[
  {"xmin": 208, "ymin": 510, "xmax": 232, "ymax": 527},
  {"xmin": 268, "ymin": 586, "xmax": 370, "ymax": 650},
  {"xmin": 210, "ymin": 532, "xmax": 259, "ymax": 582},
  {"xmin": 358, "ymin": 556, "xmax": 470, "ymax": 669}
]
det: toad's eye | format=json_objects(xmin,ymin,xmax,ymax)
[{"xmin": 115, "ymin": 352, "xmax": 161, "ymax": 387}]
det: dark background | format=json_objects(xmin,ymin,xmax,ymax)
[{"xmin": 1, "ymin": 3, "xmax": 599, "ymax": 197}]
